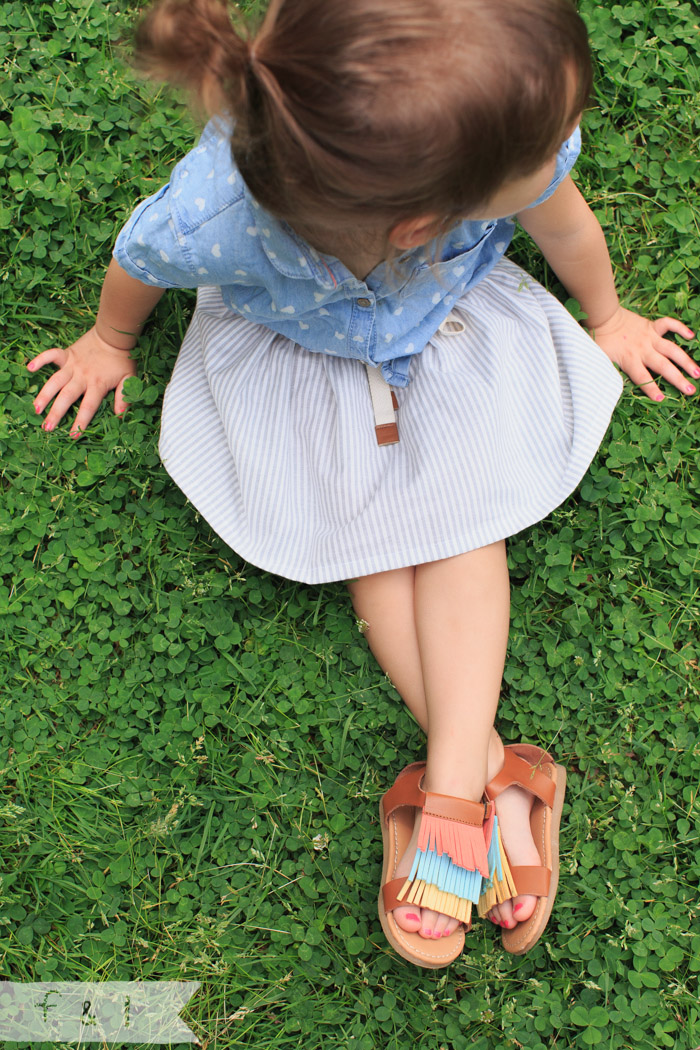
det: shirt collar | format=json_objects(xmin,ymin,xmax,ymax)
[
  {"xmin": 243, "ymin": 183, "xmax": 341, "ymax": 290},
  {"xmin": 242, "ymin": 181, "xmax": 428, "ymax": 295}
]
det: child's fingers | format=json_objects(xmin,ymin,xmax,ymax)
[
  {"xmin": 652, "ymin": 317, "xmax": 695, "ymax": 342},
  {"xmin": 114, "ymin": 376, "xmax": 131, "ymax": 417},
  {"xmin": 33, "ymin": 366, "xmax": 74, "ymax": 416},
  {"xmin": 652, "ymin": 335, "xmax": 699, "ymax": 392},
  {"xmin": 41, "ymin": 379, "xmax": 87, "ymax": 432},
  {"xmin": 619, "ymin": 356, "xmax": 665, "ymax": 402},
  {"xmin": 27, "ymin": 347, "xmax": 68, "ymax": 373},
  {"xmin": 69, "ymin": 389, "xmax": 107, "ymax": 439},
  {"xmin": 624, "ymin": 348, "xmax": 696, "ymax": 401},
  {"xmin": 649, "ymin": 329, "xmax": 698, "ymax": 394}
]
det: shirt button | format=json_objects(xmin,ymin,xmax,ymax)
[{"xmin": 357, "ymin": 297, "xmax": 372, "ymax": 307}]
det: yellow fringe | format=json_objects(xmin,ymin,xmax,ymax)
[
  {"xmin": 477, "ymin": 824, "xmax": 518, "ymax": 917},
  {"xmin": 397, "ymin": 877, "xmax": 473, "ymax": 925}
]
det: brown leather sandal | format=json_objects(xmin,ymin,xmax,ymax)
[
  {"xmin": 378, "ymin": 761, "xmax": 494, "ymax": 968},
  {"xmin": 478, "ymin": 743, "xmax": 566, "ymax": 954}
]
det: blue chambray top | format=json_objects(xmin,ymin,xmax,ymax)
[{"xmin": 114, "ymin": 119, "xmax": 581, "ymax": 387}]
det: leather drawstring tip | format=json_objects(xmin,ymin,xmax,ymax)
[{"xmin": 375, "ymin": 422, "xmax": 399, "ymax": 445}]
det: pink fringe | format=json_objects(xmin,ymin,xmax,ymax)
[{"xmin": 417, "ymin": 811, "xmax": 489, "ymax": 877}]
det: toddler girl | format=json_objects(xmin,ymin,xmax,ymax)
[{"xmin": 28, "ymin": 0, "xmax": 697, "ymax": 968}]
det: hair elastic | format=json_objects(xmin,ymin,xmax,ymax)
[{"xmin": 246, "ymin": 39, "xmax": 259, "ymax": 66}]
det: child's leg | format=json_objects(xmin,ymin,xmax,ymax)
[
  {"xmin": 348, "ymin": 547, "xmax": 541, "ymax": 935},
  {"xmin": 413, "ymin": 544, "xmax": 508, "ymax": 797},
  {"xmin": 348, "ymin": 566, "xmax": 429, "ymax": 730}
]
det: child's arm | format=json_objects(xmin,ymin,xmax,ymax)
[
  {"xmin": 28, "ymin": 259, "xmax": 166, "ymax": 437},
  {"xmin": 517, "ymin": 176, "xmax": 698, "ymax": 402}
]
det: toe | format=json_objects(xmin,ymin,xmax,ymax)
[
  {"xmin": 422, "ymin": 909, "xmax": 461, "ymax": 940},
  {"xmin": 488, "ymin": 905, "xmax": 502, "ymax": 926},
  {"xmin": 498, "ymin": 898, "xmax": 515, "ymax": 928},
  {"xmin": 431, "ymin": 912, "xmax": 454, "ymax": 939},
  {"xmin": 441, "ymin": 917, "xmax": 461, "ymax": 938},
  {"xmin": 419, "ymin": 907, "xmax": 440, "ymax": 939},
  {"xmin": 393, "ymin": 905, "xmax": 422, "ymax": 933},
  {"xmin": 511, "ymin": 893, "xmax": 537, "ymax": 924},
  {"xmin": 491, "ymin": 893, "xmax": 538, "ymax": 930}
]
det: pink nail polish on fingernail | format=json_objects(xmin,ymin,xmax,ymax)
[
  {"xmin": 655, "ymin": 395, "xmax": 664, "ymax": 402},
  {"xmin": 687, "ymin": 386, "xmax": 695, "ymax": 394},
  {"xmin": 693, "ymin": 369, "xmax": 700, "ymax": 377}
]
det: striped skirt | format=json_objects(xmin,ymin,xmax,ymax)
[{"xmin": 158, "ymin": 258, "xmax": 623, "ymax": 584}]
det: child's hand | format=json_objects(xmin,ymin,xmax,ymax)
[
  {"xmin": 589, "ymin": 306, "xmax": 698, "ymax": 402},
  {"xmin": 27, "ymin": 326, "xmax": 137, "ymax": 438}
]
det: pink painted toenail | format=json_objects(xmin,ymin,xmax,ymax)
[
  {"xmin": 513, "ymin": 904, "xmax": 523, "ymax": 913},
  {"xmin": 406, "ymin": 913, "xmax": 420, "ymax": 922},
  {"xmin": 442, "ymin": 930, "xmax": 451, "ymax": 937},
  {"xmin": 423, "ymin": 929, "xmax": 432, "ymax": 937}
]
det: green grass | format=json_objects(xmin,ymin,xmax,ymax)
[{"xmin": 1, "ymin": 1, "xmax": 699, "ymax": 1048}]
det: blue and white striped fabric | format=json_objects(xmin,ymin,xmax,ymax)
[{"xmin": 158, "ymin": 258, "xmax": 623, "ymax": 584}]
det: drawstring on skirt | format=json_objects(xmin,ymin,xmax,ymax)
[{"xmin": 364, "ymin": 312, "xmax": 466, "ymax": 445}]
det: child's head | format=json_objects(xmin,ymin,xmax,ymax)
[{"xmin": 135, "ymin": 0, "xmax": 590, "ymax": 243}]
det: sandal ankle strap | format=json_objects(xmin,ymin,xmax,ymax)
[
  {"xmin": 485, "ymin": 745, "xmax": 556, "ymax": 809},
  {"xmin": 382, "ymin": 763, "xmax": 493, "ymax": 826},
  {"xmin": 424, "ymin": 791, "xmax": 492, "ymax": 826},
  {"xmin": 382, "ymin": 763, "xmax": 426, "ymax": 820}
]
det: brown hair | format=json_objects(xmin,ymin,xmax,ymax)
[{"xmin": 133, "ymin": 0, "xmax": 591, "ymax": 241}]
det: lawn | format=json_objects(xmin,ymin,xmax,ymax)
[{"xmin": 1, "ymin": 1, "xmax": 699, "ymax": 1048}]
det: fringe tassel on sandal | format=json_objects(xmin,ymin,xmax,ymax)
[
  {"xmin": 396, "ymin": 808, "xmax": 491, "ymax": 925},
  {"xmin": 477, "ymin": 814, "xmax": 518, "ymax": 917}
]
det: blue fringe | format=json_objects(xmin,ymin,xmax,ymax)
[
  {"xmin": 484, "ymin": 814, "xmax": 503, "ymax": 887},
  {"xmin": 408, "ymin": 846, "xmax": 483, "ymax": 904}
]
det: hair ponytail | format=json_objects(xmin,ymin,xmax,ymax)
[
  {"xmin": 132, "ymin": 0, "xmax": 251, "ymax": 115},
  {"xmin": 132, "ymin": 0, "xmax": 592, "ymax": 241}
]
